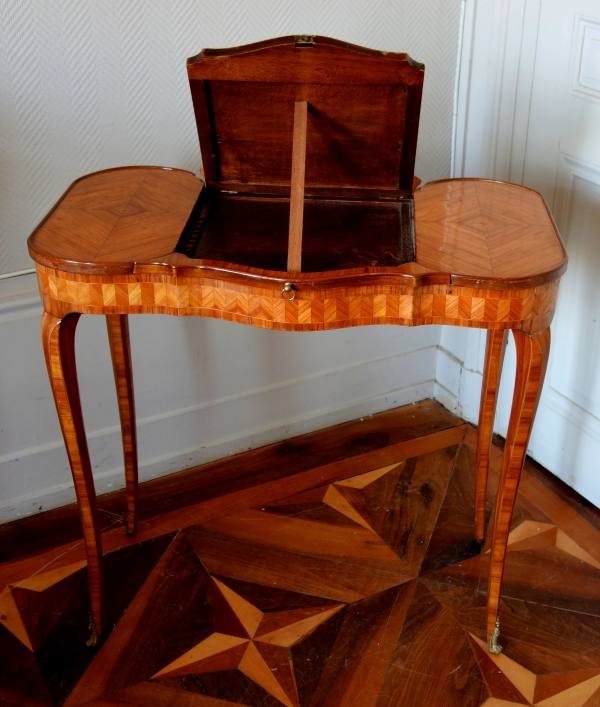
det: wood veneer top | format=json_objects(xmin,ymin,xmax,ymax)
[
  {"xmin": 414, "ymin": 179, "xmax": 567, "ymax": 285},
  {"xmin": 28, "ymin": 167, "xmax": 567, "ymax": 289},
  {"xmin": 29, "ymin": 167, "xmax": 203, "ymax": 274}
]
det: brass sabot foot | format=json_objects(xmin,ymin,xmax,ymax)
[
  {"xmin": 86, "ymin": 613, "xmax": 100, "ymax": 647},
  {"xmin": 488, "ymin": 616, "xmax": 502, "ymax": 654}
]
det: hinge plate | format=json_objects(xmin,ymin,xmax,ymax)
[{"xmin": 295, "ymin": 35, "xmax": 315, "ymax": 48}]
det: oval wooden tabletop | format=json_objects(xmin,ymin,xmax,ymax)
[{"xmin": 27, "ymin": 167, "xmax": 567, "ymax": 290}]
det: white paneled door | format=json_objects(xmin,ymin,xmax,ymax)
[{"xmin": 513, "ymin": 0, "xmax": 600, "ymax": 504}]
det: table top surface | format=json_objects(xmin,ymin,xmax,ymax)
[{"xmin": 28, "ymin": 166, "xmax": 567, "ymax": 291}]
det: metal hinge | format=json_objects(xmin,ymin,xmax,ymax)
[{"xmin": 295, "ymin": 35, "xmax": 315, "ymax": 47}]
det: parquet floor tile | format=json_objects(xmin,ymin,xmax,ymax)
[{"xmin": 1, "ymin": 403, "xmax": 600, "ymax": 706}]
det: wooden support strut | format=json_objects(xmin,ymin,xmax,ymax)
[{"xmin": 287, "ymin": 101, "xmax": 308, "ymax": 273}]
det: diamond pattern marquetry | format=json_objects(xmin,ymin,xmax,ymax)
[
  {"xmin": 414, "ymin": 180, "xmax": 566, "ymax": 280},
  {"xmin": 469, "ymin": 634, "xmax": 600, "ymax": 705},
  {"xmin": 32, "ymin": 168, "xmax": 203, "ymax": 265},
  {"xmin": 1, "ymin": 411, "xmax": 598, "ymax": 707}
]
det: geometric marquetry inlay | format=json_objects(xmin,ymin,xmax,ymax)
[
  {"xmin": 415, "ymin": 180, "xmax": 566, "ymax": 281},
  {"xmin": 151, "ymin": 576, "xmax": 344, "ymax": 707},
  {"xmin": 3, "ymin": 411, "xmax": 600, "ymax": 707},
  {"xmin": 37, "ymin": 264, "xmax": 560, "ymax": 332},
  {"xmin": 484, "ymin": 520, "xmax": 600, "ymax": 570},
  {"xmin": 0, "ymin": 560, "xmax": 86, "ymax": 651},
  {"xmin": 283, "ymin": 462, "xmax": 404, "ymax": 544},
  {"xmin": 471, "ymin": 633, "xmax": 600, "ymax": 706}
]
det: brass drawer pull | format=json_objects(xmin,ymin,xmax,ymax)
[{"xmin": 281, "ymin": 282, "xmax": 296, "ymax": 300}]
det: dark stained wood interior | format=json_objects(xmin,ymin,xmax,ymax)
[
  {"xmin": 200, "ymin": 80, "xmax": 409, "ymax": 189},
  {"xmin": 176, "ymin": 193, "xmax": 414, "ymax": 272},
  {"xmin": 27, "ymin": 168, "xmax": 566, "ymax": 291},
  {"xmin": 2, "ymin": 401, "xmax": 600, "ymax": 707}
]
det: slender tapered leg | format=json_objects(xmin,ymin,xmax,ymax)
[
  {"xmin": 106, "ymin": 314, "xmax": 138, "ymax": 536},
  {"xmin": 41, "ymin": 311, "xmax": 103, "ymax": 645},
  {"xmin": 475, "ymin": 329, "xmax": 508, "ymax": 543},
  {"xmin": 486, "ymin": 327, "xmax": 551, "ymax": 652}
]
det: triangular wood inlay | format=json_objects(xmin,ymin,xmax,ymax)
[
  {"xmin": 0, "ymin": 587, "xmax": 33, "ymax": 651},
  {"xmin": 239, "ymin": 641, "xmax": 297, "ymax": 707},
  {"xmin": 12, "ymin": 559, "xmax": 87, "ymax": 593},
  {"xmin": 470, "ymin": 633, "xmax": 536, "ymax": 704},
  {"xmin": 535, "ymin": 668, "xmax": 600, "ymax": 704},
  {"xmin": 211, "ymin": 576, "xmax": 263, "ymax": 638},
  {"xmin": 323, "ymin": 485, "xmax": 375, "ymax": 531},
  {"xmin": 498, "ymin": 520, "xmax": 600, "ymax": 571},
  {"xmin": 336, "ymin": 463, "xmax": 402, "ymax": 489},
  {"xmin": 3, "ymin": 403, "xmax": 600, "ymax": 706},
  {"xmin": 151, "ymin": 633, "xmax": 249, "ymax": 679},
  {"xmin": 535, "ymin": 674, "xmax": 600, "ymax": 707},
  {"xmin": 556, "ymin": 531, "xmax": 600, "ymax": 570},
  {"xmin": 255, "ymin": 604, "xmax": 344, "ymax": 647}
]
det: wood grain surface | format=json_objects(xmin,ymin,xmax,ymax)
[
  {"xmin": 40, "ymin": 312, "xmax": 103, "ymax": 640},
  {"xmin": 106, "ymin": 314, "xmax": 138, "ymax": 536},
  {"xmin": 414, "ymin": 179, "xmax": 567, "ymax": 284},
  {"xmin": 26, "ymin": 169, "xmax": 565, "ymax": 652},
  {"xmin": 485, "ymin": 327, "xmax": 551, "ymax": 640},
  {"xmin": 475, "ymin": 329, "xmax": 508, "ymax": 542},
  {"xmin": 35, "ymin": 264, "xmax": 559, "ymax": 333},
  {"xmin": 29, "ymin": 167, "xmax": 203, "ymax": 273},
  {"xmin": 187, "ymin": 36, "xmax": 423, "ymax": 197},
  {"xmin": 287, "ymin": 101, "xmax": 308, "ymax": 273},
  {"xmin": 27, "ymin": 169, "xmax": 567, "ymax": 292},
  {"xmin": 1, "ymin": 402, "xmax": 599, "ymax": 707},
  {"xmin": 21, "ymin": 33, "xmax": 569, "ymax": 702}
]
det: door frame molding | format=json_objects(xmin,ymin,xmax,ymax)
[{"xmin": 453, "ymin": 0, "xmax": 542, "ymax": 182}]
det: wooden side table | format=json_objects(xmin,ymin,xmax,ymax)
[{"xmin": 27, "ymin": 37, "xmax": 566, "ymax": 653}]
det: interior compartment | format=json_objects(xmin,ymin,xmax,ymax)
[{"xmin": 176, "ymin": 192, "xmax": 414, "ymax": 272}]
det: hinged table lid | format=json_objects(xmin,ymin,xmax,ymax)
[{"xmin": 187, "ymin": 36, "xmax": 424, "ymax": 199}]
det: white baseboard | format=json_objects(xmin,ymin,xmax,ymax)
[{"xmin": 0, "ymin": 373, "xmax": 435, "ymax": 523}]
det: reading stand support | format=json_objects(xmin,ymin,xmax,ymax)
[{"xmin": 287, "ymin": 101, "xmax": 308, "ymax": 273}]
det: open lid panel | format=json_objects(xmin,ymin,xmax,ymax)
[{"xmin": 187, "ymin": 36, "xmax": 424, "ymax": 199}]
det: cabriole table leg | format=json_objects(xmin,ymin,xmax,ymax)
[
  {"xmin": 41, "ymin": 311, "xmax": 103, "ymax": 646},
  {"xmin": 106, "ymin": 314, "xmax": 138, "ymax": 536},
  {"xmin": 475, "ymin": 329, "xmax": 508, "ymax": 544},
  {"xmin": 486, "ymin": 326, "xmax": 551, "ymax": 653}
]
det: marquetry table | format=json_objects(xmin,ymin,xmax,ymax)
[{"xmin": 27, "ymin": 36, "xmax": 566, "ymax": 654}]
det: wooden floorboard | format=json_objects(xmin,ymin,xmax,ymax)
[
  {"xmin": 1, "ymin": 400, "xmax": 600, "ymax": 707},
  {"xmin": 0, "ymin": 400, "xmax": 461, "ymax": 564}
]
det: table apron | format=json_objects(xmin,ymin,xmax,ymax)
[{"xmin": 36, "ymin": 265, "xmax": 559, "ymax": 334}]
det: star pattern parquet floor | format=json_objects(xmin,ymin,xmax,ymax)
[{"xmin": 2, "ymin": 402, "xmax": 600, "ymax": 706}]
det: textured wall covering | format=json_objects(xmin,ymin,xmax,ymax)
[
  {"xmin": 0, "ymin": 0, "xmax": 461, "ymax": 275},
  {"xmin": 0, "ymin": 1, "xmax": 462, "ymax": 523}
]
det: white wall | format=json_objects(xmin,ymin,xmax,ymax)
[
  {"xmin": 0, "ymin": 0, "xmax": 461, "ymax": 275},
  {"xmin": 0, "ymin": 0, "xmax": 463, "ymax": 523},
  {"xmin": 0, "ymin": 273, "xmax": 440, "ymax": 522}
]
